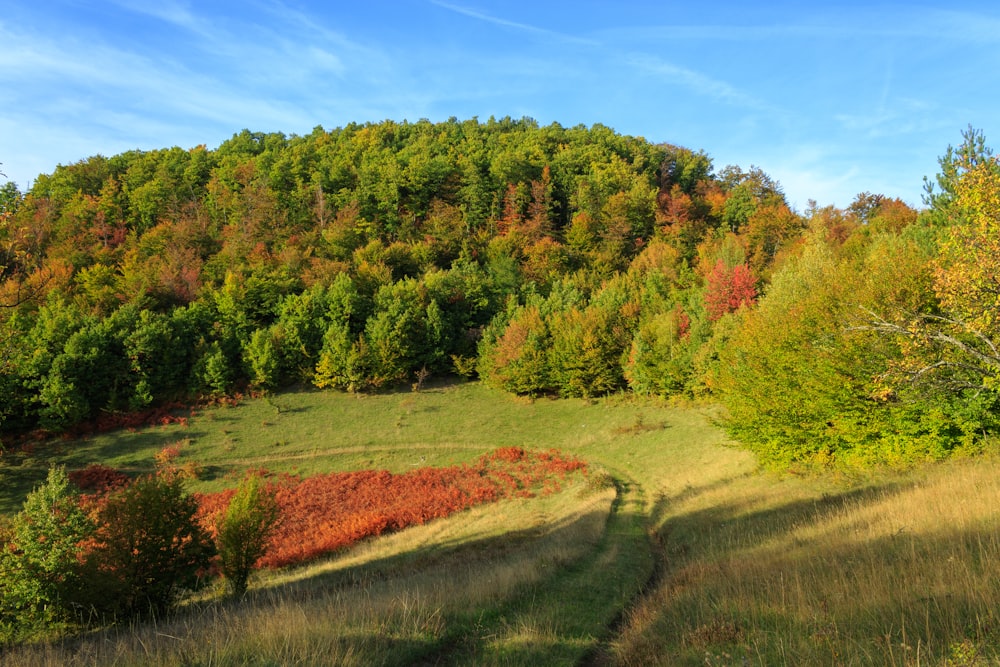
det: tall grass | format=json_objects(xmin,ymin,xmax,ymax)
[
  {"xmin": 610, "ymin": 456, "xmax": 1000, "ymax": 666},
  {"xmin": 3, "ymin": 382, "xmax": 998, "ymax": 665}
]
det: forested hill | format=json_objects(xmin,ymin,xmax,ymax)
[{"xmin": 1, "ymin": 118, "xmax": 999, "ymax": 469}]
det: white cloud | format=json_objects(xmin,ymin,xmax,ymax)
[
  {"xmin": 626, "ymin": 55, "xmax": 778, "ymax": 114},
  {"xmin": 429, "ymin": 1, "xmax": 599, "ymax": 46}
]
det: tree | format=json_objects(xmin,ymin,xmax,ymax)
[
  {"xmin": 712, "ymin": 223, "xmax": 978, "ymax": 469},
  {"xmin": 215, "ymin": 474, "xmax": 281, "ymax": 597},
  {"xmin": 244, "ymin": 326, "xmax": 282, "ymax": 389},
  {"xmin": 37, "ymin": 312, "xmax": 132, "ymax": 430},
  {"xmin": 703, "ymin": 259, "xmax": 758, "ymax": 322},
  {"xmin": 91, "ymin": 474, "xmax": 215, "ymax": 618},
  {"xmin": 866, "ymin": 156, "xmax": 1000, "ymax": 397},
  {"xmin": 718, "ymin": 165, "xmax": 785, "ymax": 233},
  {"xmin": 625, "ymin": 303, "xmax": 698, "ymax": 396},
  {"xmin": 313, "ymin": 320, "xmax": 370, "ymax": 392},
  {"xmin": 477, "ymin": 303, "xmax": 552, "ymax": 395},
  {"xmin": 548, "ymin": 304, "xmax": 628, "ymax": 397},
  {"xmin": 0, "ymin": 467, "xmax": 95, "ymax": 640},
  {"xmin": 922, "ymin": 125, "xmax": 998, "ymax": 222}
]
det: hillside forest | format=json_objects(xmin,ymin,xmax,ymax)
[{"xmin": 1, "ymin": 118, "xmax": 999, "ymax": 470}]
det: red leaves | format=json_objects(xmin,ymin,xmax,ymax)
[
  {"xmin": 67, "ymin": 464, "xmax": 131, "ymax": 494},
  {"xmin": 195, "ymin": 448, "xmax": 587, "ymax": 570},
  {"xmin": 704, "ymin": 259, "xmax": 758, "ymax": 322}
]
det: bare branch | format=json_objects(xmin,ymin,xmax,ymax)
[{"xmin": 848, "ymin": 305, "xmax": 1000, "ymax": 391}]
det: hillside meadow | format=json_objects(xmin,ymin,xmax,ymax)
[{"xmin": 1, "ymin": 381, "xmax": 998, "ymax": 665}]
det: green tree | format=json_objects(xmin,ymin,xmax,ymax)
[
  {"xmin": 314, "ymin": 320, "xmax": 370, "ymax": 391},
  {"xmin": 0, "ymin": 467, "xmax": 95, "ymax": 641},
  {"xmin": 192, "ymin": 340, "xmax": 236, "ymax": 397},
  {"xmin": 272, "ymin": 284, "xmax": 331, "ymax": 382},
  {"xmin": 922, "ymin": 125, "xmax": 998, "ymax": 223},
  {"xmin": 358, "ymin": 278, "xmax": 432, "ymax": 387},
  {"xmin": 625, "ymin": 304, "xmax": 700, "ymax": 396},
  {"xmin": 548, "ymin": 304, "xmax": 629, "ymax": 397},
  {"xmin": 123, "ymin": 308, "xmax": 190, "ymax": 408},
  {"xmin": 37, "ymin": 313, "xmax": 131, "ymax": 430},
  {"xmin": 711, "ymin": 225, "xmax": 969, "ymax": 469},
  {"xmin": 244, "ymin": 326, "xmax": 282, "ymax": 389},
  {"xmin": 215, "ymin": 474, "xmax": 281, "ymax": 597}
]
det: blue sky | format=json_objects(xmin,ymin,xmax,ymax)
[{"xmin": 1, "ymin": 1, "xmax": 998, "ymax": 210}]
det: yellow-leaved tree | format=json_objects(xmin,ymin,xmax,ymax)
[{"xmin": 866, "ymin": 156, "xmax": 1000, "ymax": 394}]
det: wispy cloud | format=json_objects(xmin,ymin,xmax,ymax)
[
  {"xmin": 107, "ymin": 0, "xmax": 216, "ymax": 39},
  {"xmin": 626, "ymin": 55, "xmax": 775, "ymax": 112},
  {"xmin": 429, "ymin": 1, "xmax": 599, "ymax": 46},
  {"xmin": 600, "ymin": 6, "xmax": 1000, "ymax": 46}
]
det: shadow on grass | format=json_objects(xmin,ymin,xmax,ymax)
[
  {"xmin": 0, "ymin": 429, "xmax": 214, "ymax": 514},
  {"xmin": 5, "ymin": 503, "xmax": 625, "ymax": 667},
  {"xmin": 648, "ymin": 475, "xmax": 910, "ymax": 556},
  {"xmin": 620, "ymin": 476, "xmax": 1000, "ymax": 666}
]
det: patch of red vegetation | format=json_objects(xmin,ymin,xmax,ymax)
[
  {"xmin": 196, "ymin": 447, "xmax": 587, "ymax": 570},
  {"xmin": 68, "ymin": 464, "xmax": 131, "ymax": 494}
]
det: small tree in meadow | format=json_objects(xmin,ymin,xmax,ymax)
[
  {"xmin": 92, "ymin": 473, "xmax": 215, "ymax": 618},
  {"xmin": 0, "ymin": 467, "xmax": 95, "ymax": 641},
  {"xmin": 216, "ymin": 474, "xmax": 280, "ymax": 597}
]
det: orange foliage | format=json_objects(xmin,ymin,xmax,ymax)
[
  {"xmin": 68, "ymin": 464, "xmax": 131, "ymax": 494},
  {"xmin": 196, "ymin": 447, "xmax": 587, "ymax": 570}
]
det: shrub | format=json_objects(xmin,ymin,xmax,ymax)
[
  {"xmin": 90, "ymin": 474, "xmax": 215, "ymax": 618},
  {"xmin": 215, "ymin": 474, "xmax": 280, "ymax": 597},
  {"xmin": 0, "ymin": 467, "xmax": 95, "ymax": 642},
  {"xmin": 67, "ymin": 464, "xmax": 131, "ymax": 494}
]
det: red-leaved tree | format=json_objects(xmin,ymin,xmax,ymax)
[{"xmin": 704, "ymin": 259, "xmax": 758, "ymax": 321}]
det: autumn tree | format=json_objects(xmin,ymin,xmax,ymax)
[
  {"xmin": 864, "ymin": 155, "xmax": 1000, "ymax": 400},
  {"xmin": 477, "ymin": 302, "xmax": 553, "ymax": 395},
  {"xmin": 91, "ymin": 474, "xmax": 215, "ymax": 618},
  {"xmin": 703, "ymin": 259, "xmax": 758, "ymax": 322}
]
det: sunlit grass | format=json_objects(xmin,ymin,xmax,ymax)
[
  {"xmin": 0, "ymin": 382, "xmax": 740, "ymax": 511},
  {"xmin": 4, "ymin": 382, "xmax": 998, "ymax": 665},
  {"xmin": 610, "ymin": 455, "xmax": 1000, "ymax": 666}
]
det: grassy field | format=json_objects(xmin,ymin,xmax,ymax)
[{"xmin": 2, "ymin": 381, "xmax": 999, "ymax": 665}]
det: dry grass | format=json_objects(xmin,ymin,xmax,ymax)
[
  {"xmin": 3, "ymin": 480, "xmax": 616, "ymax": 666},
  {"xmin": 610, "ymin": 455, "xmax": 1000, "ymax": 666}
]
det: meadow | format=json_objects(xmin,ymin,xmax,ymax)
[{"xmin": 2, "ymin": 381, "xmax": 999, "ymax": 665}]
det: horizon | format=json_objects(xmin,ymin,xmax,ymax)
[{"xmin": 2, "ymin": 1, "xmax": 998, "ymax": 211}]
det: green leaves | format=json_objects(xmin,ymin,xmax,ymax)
[
  {"xmin": 0, "ymin": 467, "xmax": 95, "ymax": 640},
  {"xmin": 215, "ymin": 475, "xmax": 280, "ymax": 597}
]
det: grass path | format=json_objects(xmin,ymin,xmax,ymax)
[{"xmin": 402, "ymin": 476, "xmax": 654, "ymax": 666}]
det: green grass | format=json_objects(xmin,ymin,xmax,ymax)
[
  {"xmin": 3, "ymin": 381, "xmax": 999, "ymax": 665},
  {"xmin": 0, "ymin": 381, "xmax": 746, "ymax": 509}
]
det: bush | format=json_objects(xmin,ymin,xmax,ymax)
[
  {"xmin": 215, "ymin": 474, "xmax": 281, "ymax": 597},
  {"xmin": 90, "ymin": 473, "xmax": 215, "ymax": 618},
  {"xmin": 0, "ymin": 467, "xmax": 95, "ymax": 642},
  {"xmin": 67, "ymin": 464, "xmax": 130, "ymax": 494}
]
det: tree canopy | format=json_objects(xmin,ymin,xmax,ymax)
[{"xmin": 1, "ymin": 119, "xmax": 995, "ymax": 469}]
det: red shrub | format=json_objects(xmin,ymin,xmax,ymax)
[
  {"xmin": 194, "ymin": 448, "xmax": 588, "ymax": 570},
  {"xmin": 68, "ymin": 464, "xmax": 131, "ymax": 494}
]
